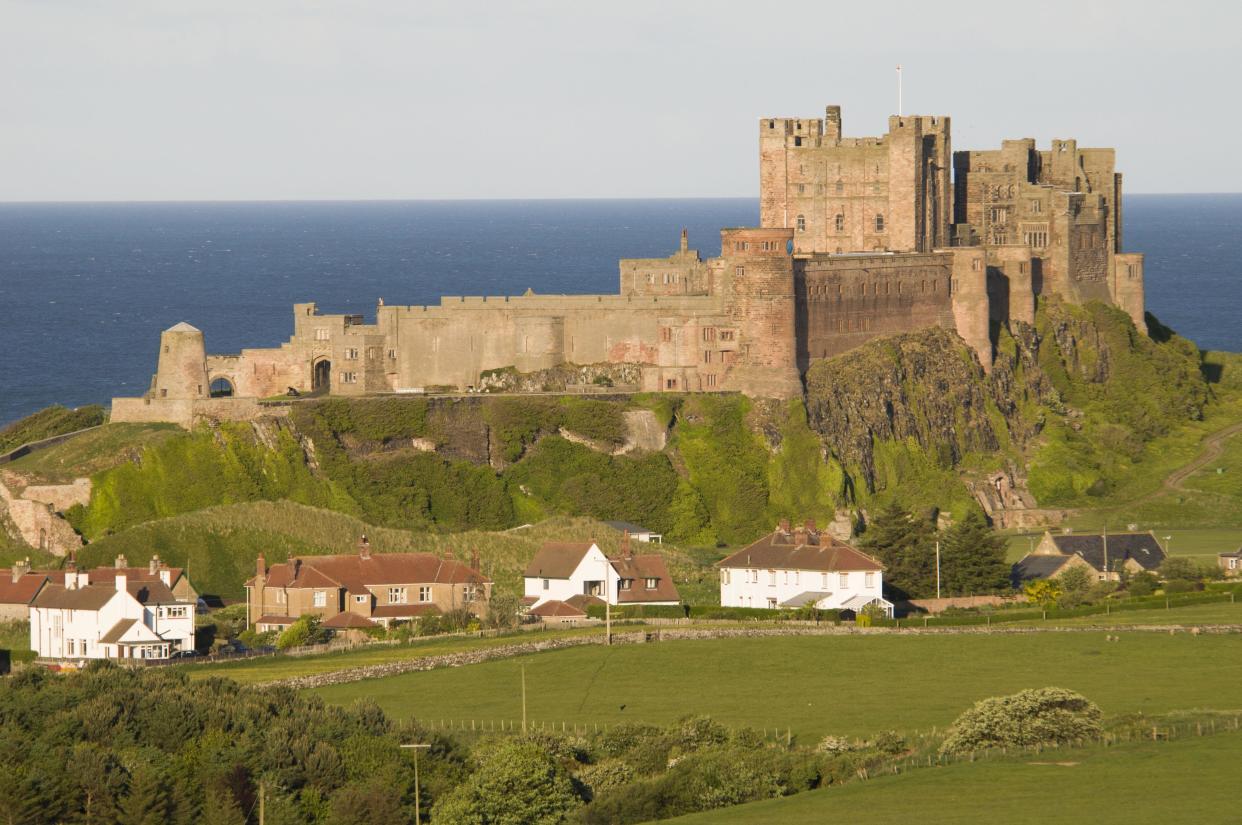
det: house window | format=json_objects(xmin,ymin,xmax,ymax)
[
  {"xmin": 167, "ymin": 606, "xmax": 187, "ymax": 618},
  {"xmin": 354, "ymin": 594, "xmax": 368, "ymax": 604},
  {"xmin": 767, "ymin": 570, "xmax": 776, "ymax": 586},
  {"xmin": 389, "ymin": 587, "xmax": 407, "ymax": 604},
  {"xmin": 67, "ymin": 639, "xmax": 75, "ymax": 655},
  {"xmin": 619, "ymin": 578, "xmax": 633, "ymax": 590},
  {"xmin": 276, "ymin": 590, "xmax": 287, "ymax": 604},
  {"xmin": 462, "ymin": 586, "xmax": 476, "ymax": 602},
  {"xmin": 865, "ymin": 572, "xmax": 875, "ymax": 587},
  {"xmin": 796, "ymin": 214, "xmax": 806, "ymax": 232},
  {"xmin": 313, "ymin": 591, "xmax": 327, "ymax": 608},
  {"xmin": 794, "ymin": 571, "xmax": 800, "ymax": 585},
  {"xmin": 874, "ymin": 214, "xmax": 885, "ymax": 233},
  {"xmin": 767, "ymin": 598, "xmax": 777, "ymax": 608},
  {"xmin": 315, "ymin": 327, "xmax": 330, "ymax": 341},
  {"xmin": 1229, "ymin": 558, "xmax": 1238, "ymax": 570},
  {"xmin": 542, "ymin": 578, "xmax": 550, "ymax": 590},
  {"xmin": 419, "ymin": 586, "xmax": 432, "ymax": 602},
  {"xmin": 721, "ymin": 569, "xmax": 731, "ymax": 585},
  {"xmin": 821, "ymin": 572, "xmax": 828, "ymax": 588},
  {"xmin": 839, "ymin": 573, "xmax": 849, "ymax": 587},
  {"xmin": 835, "ymin": 213, "xmax": 845, "ymax": 232},
  {"xmin": 344, "ymin": 348, "xmax": 359, "ymax": 360}
]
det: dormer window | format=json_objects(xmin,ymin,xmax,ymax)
[
  {"xmin": 645, "ymin": 577, "xmax": 658, "ymax": 589},
  {"xmin": 619, "ymin": 579, "xmax": 633, "ymax": 590}
]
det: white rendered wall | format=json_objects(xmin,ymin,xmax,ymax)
[{"xmin": 718, "ymin": 565, "xmax": 883, "ymax": 610}]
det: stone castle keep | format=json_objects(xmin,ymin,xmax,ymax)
[{"xmin": 113, "ymin": 104, "xmax": 1147, "ymax": 426}]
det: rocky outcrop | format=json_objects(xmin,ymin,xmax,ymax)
[
  {"xmin": 478, "ymin": 362, "xmax": 643, "ymax": 393},
  {"xmin": 0, "ymin": 476, "xmax": 83, "ymax": 556}
]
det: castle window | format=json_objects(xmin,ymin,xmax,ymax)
[
  {"xmin": 768, "ymin": 120, "xmax": 775, "ymax": 128},
  {"xmin": 315, "ymin": 327, "xmax": 330, "ymax": 341},
  {"xmin": 160, "ymin": 389, "xmax": 167, "ymax": 398},
  {"xmin": 1030, "ymin": 200, "xmax": 1042, "ymax": 214},
  {"xmin": 972, "ymin": 258, "xmax": 982, "ymax": 271},
  {"xmin": 1127, "ymin": 264, "xmax": 1137, "ymax": 279},
  {"xmin": 702, "ymin": 327, "xmax": 716, "ymax": 342},
  {"xmin": 797, "ymin": 184, "xmax": 805, "ymax": 195},
  {"xmin": 1023, "ymin": 231, "xmax": 1048, "ymax": 248},
  {"xmin": 720, "ymin": 330, "xmax": 735, "ymax": 341},
  {"xmin": 735, "ymin": 265, "xmax": 745, "ymax": 277},
  {"xmin": 665, "ymin": 378, "xmax": 678, "ymax": 389},
  {"xmin": 344, "ymin": 347, "xmax": 359, "ymax": 360},
  {"xmin": 794, "ymin": 136, "xmax": 802, "ymax": 147},
  {"xmin": 875, "ymin": 214, "xmax": 885, "ymax": 233},
  {"xmin": 341, "ymin": 372, "xmax": 357, "ymax": 384},
  {"xmin": 1018, "ymin": 262, "xmax": 1027, "ymax": 275},
  {"xmin": 705, "ymin": 373, "xmax": 717, "ymax": 388},
  {"xmin": 835, "ymin": 214, "xmax": 844, "ymax": 232},
  {"xmin": 990, "ymin": 207, "xmax": 1008, "ymax": 224},
  {"xmin": 366, "ymin": 347, "xmax": 379, "ymax": 360},
  {"xmin": 660, "ymin": 327, "xmax": 672, "ymax": 343},
  {"xmin": 835, "ymin": 181, "xmax": 844, "ymax": 194},
  {"xmin": 647, "ymin": 273, "xmax": 654, "ymax": 285},
  {"xmin": 703, "ymin": 351, "xmax": 712, "ymax": 364},
  {"xmin": 387, "ymin": 349, "xmax": 396, "ymax": 359},
  {"xmin": 796, "ymin": 214, "xmax": 806, "ymax": 232}
]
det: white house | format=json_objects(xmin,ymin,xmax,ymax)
[
  {"xmin": 29, "ymin": 571, "xmax": 196, "ymax": 661},
  {"xmin": 522, "ymin": 540, "xmax": 680, "ymax": 612},
  {"xmin": 717, "ymin": 519, "xmax": 893, "ymax": 616}
]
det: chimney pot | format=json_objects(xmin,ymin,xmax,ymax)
[{"xmin": 115, "ymin": 554, "xmax": 127, "ymax": 569}]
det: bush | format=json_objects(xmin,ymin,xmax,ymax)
[
  {"xmin": 939, "ymin": 687, "xmax": 1102, "ymax": 755},
  {"xmin": 276, "ymin": 615, "xmax": 327, "ymax": 650},
  {"xmin": 1127, "ymin": 571, "xmax": 1159, "ymax": 597},
  {"xmin": 1163, "ymin": 579, "xmax": 1197, "ymax": 594}
]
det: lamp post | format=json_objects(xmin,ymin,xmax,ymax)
[{"xmin": 400, "ymin": 743, "xmax": 431, "ymax": 824}]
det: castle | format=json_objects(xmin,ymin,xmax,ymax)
[{"xmin": 112, "ymin": 104, "xmax": 1147, "ymax": 427}]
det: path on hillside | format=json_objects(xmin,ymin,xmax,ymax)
[{"xmin": 1162, "ymin": 420, "xmax": 1242, "ymax": 493}]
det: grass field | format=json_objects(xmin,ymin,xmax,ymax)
[
  {"xmin": 311, "ymin": 633, "xmax": 1242, "ymax": 741},
  {"xmin": 186, "ymin": 626, "xmax": 603, "ymax": 685},
  {"xmin": 1005, "ymin": 526, "xmax": 1242, "ymax": 564},
  {"xmin": 658, "ymin": 727, "xmax": 1242, "ymax": 824}
]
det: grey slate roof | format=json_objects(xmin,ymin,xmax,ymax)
[
  {"xmin": 604, "ymin": 521, "xmax": 658, "ymax": 535},
  {"xmin": 1049, "ymin": 533, "xmax": 1166, "ymax": 572},
  {"xmin": 1012, "ymin": 555, "xmax": 1071, "ymax": 584},
  {"xmin": 779, "ymin": 591, "xmax": 832, "ymax": 608}
]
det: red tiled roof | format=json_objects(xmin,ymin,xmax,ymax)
[
  {"xmin": 611, "ymin": 554, "xmax": 681, "ymax": 603},
  {"xmin": 0, "ymin": 573, "xmax": 48, "ymax": 606},
  {"xmin": 126, "ymin": 580, "xmax": 182, "ymax": 606},
  {"xmin": 247, "ymin": 552, "xmax": 490, "ymax": 594},
  {"xmin": 87, "ymin": 566, "xmax": 185, "ymax": 588},
  {"xmin": 322, "ymin": 612, "xmax": 378, "ymax": 629},
  {"xmin": 565, "ymin": 593, "xmax": 605, "ymax": 611},
  {"xmin": 529, "ymin": 599, "xmax": 587, "ymax": 618},
  {"xmin": 523, "ymin": 543, "xmax": 595, "ymax": 579},
  {"xmin": 31, "ymin": 583, "xmax": 117, "ymax": 611},
  {"xmin": 255, "ymin": 614, "xmax": 298, "ymax": 625},
  {"xmin": 371, "ymin": 603, "xmax": 442, "ymax": 618},
  {"xmin": 718, "ymin": 530, "xmax": 883, "ymax": 573}
]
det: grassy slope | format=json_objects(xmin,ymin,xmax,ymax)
[
  {"xmin": 0, "ymin": 404, "xmax": 107, "ymax": 454},
  {"xmin": 310, "ymin": 633, "xmax": 1242, "ymax": 741},
  {"xmin": 78, "ymin": 501, "xmax": 710, "ymax": 600},
  {"xmin": 4, "ymin": 422, "xmax": 179, "ymax": 483},
  {"xmin": 658, "ymin": 728, "xmax": 1242, "ymax": 825}
]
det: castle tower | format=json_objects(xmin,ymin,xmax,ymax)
[
  {"xmin": 152, "ymin": 322, "xmax": 209, "ymax": 400},
  {"xmin": 718, "ymin": 227, "xmax": 801, "ymax": 398}
]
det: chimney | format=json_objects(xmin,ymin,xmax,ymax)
[
  {"xmin": 158, "ymin": 569, "xmax": 172, "ymax": 587},
  {"xmin": 78, "ymin": 572, "xmax": 89, "ymax": 590},
  {"xmin": 470, "ymin": 549, "xmax": 480, "ymax": 572},
  {"xmin": 778, "ymin": 518, "xmax": 791, "ymax": 536},
  {"xmin": 115, "ymin": 574, "xmax": 127, "ymax": 593},
  {"xmin": 65, "ymin": 551, "xmax": 77, "ymax": 572},
  {"xmin": 148, "ymin": 555, "xmax": 160, "ymax": 575},
  {"xmin": 680, "ymin": 228, "xmax": 689, "ymax": 253},
  {"xmin": 256, "ymin": 553, "xmax": 267, "ymax": 582},
  {"xmin": 114, "ymin": 554, "xmax": 127, "ymax": 569},
  {"xmin": 622, "ymin": 530, "xmax": 633, "ymax": 559},
  {"xmin": 358, "ymin": 534, "xmax": 371, "ymax": 560},
  {"xmin": 65, "ymin": 571, "xmax": 77, "ymax": 590},
  {"xmin": 793, "ymin": 526, "xmax": 807, "ymax": 546}
]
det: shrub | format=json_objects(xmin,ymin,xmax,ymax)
[
  {"xmin": 871, "ymin": 730, "xmax": 907, "ymax": 755},
  {"xmin": 1127, "ymin": 571, "xmax": 1159, "ymax": 597},
  {"xmin": 276, "ymin": 616, "xmax": 327, "ymax": 650},
  {"xmin": 814, "ymin": 735, "xmax": 855, "ymax": 755},
  {"xmin": 939, "ymin": 687, "xmax": 1102, "ymax": 755},
  {"xmin": 1163, "ymin": 579, "xmax": 1197, "ymax": 594}
]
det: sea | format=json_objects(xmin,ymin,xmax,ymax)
[{"xmin": 1, "ymin": 195, "xmax": 1240, "ymax": 426}]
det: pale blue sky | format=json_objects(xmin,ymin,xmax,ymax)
[{"xmin": 1, "ymin": 0, "xmax": 1236, "ymax": 200}]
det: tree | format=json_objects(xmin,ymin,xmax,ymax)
[
  {"xmin": 858, "ymin": 501, "xmax": 936, "ymax": 599},
  {"xmin": 1023, "ymin": 578, "xmax": 1060, "ymax": 608},
  {"xmin": 937, "ymin": 510, "xmax": 1010, "ymax": 595},
  {"xmin": 276, "ymin": 615, "xmax": 326, "ymax": 650},
  {"xmin": 1055, "ymin": 565, "xmax": 1094, "ymax": 608},
  {"xmin": 119, "ymin": 765, "xmax": 169, "ymax": 825},
  {"xmin": 199, "ymin": 788, "xmax": 245, "ymax": 825},
  {"xmin": 939, "ymin": 687, "xmax": 1102, "ymax": 754},
  {"xmin": 1127, "ymin": 570, "xmax": 1159, "ymax": 597},
  {"xmin": 1159, "ymin": 557, "xmax": 1202, "ymax": 584},
  {"xmin": 431, "ymin": 739, "xmax": 580, "ymax": 825}
]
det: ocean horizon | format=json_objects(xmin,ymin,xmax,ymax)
[{"xmin": 2, "ymin": 193, "xmax": 1240, "ymax": 425}]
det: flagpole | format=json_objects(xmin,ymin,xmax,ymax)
[{"xmin": 896, "ymin": 65, "xmax": 903, "ymax": 116}]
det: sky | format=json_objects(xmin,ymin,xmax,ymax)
[{"xmin": 1, "ymin": 0, "xmax": 1237, "ymax": 200}]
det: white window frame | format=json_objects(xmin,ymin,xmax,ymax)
[
  {"xmin": 389, "ymin": 587, "xmax": 407, "ymax": 604},
  {"xmin": 645, "ymin": 577, "xmax": 658, "ymax": 589},
  {"xmin": 839, "ymin": 572, "xmax": 849, "ymax": 588},
  {"xmin": 313, "ymin": 591, "xmax": 327, "ymax": 608},
  {"xmin": 418, "ymin": 586, "xmax": 432, "ymax": 602},
  {"xmin": 865, "ymin": 572, "xmax": 875, "ymax": 587}
]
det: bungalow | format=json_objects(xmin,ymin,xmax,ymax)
[
  {"xmin": 716, "ymin": 519, "xmax": 893, "ymax": 616},
  {"xmin": 1217, "ymin": 549, "xmax": 1242, "ymax": 578},
  {"xmin": 522, "ymin": 536, "xmax": 680, "ymax": 610},
  {"xmin": 604, "ymin": 521, "xmax": 663, "ymax": 544},
  {"xmin": 1013, "ymin": 531, "xmax": 1167, "ymax": 584},
  {"xmin": 0, "ymin": 559, "xmax": 49, "ymax": 621},
  {"xmin": 29, "ymin": 571, "xmax": 196, "ymax": 661},
  {"xmin": 245, "ymin": 537, "xmax": 492, "ymax": 632}
]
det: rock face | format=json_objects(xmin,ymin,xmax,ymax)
[
  {"xmin": 0, "ymin": 475, "xmax": 85, "ymax": 556},
  {"xmin": 804, "ymin": 327, "xmax": 1002, "ymax": 491}
]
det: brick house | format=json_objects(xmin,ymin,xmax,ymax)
[
  {"xmin": 244, "ymin": 537, "xmax": 492, "ymax": 632},
  {"xmin": 1013, "ymin": 530, "xmax": 1167, "ymax": 584},
  {"xmin": 0, "ymin": 559, "xmax": 49, "ymax": 621}
]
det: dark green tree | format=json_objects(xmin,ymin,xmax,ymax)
[
  {"xmin": 199, "ymin": 787, "xmax": 246, "ymax": 825},
  {"xmin": 119, "ymin": 765, "xmax": 169, "ymax": 825},
  {"xmin": 430, "ymin": 739, "xmax": 580, "ymax": 825},
  {"xmin": 859, "ymin": 501, "xmax": 936, "ymax": 599},
  {"xmin": 937, "ymin": 510, "xmax": 1010, "ymax": 595}
]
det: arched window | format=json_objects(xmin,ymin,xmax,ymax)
[
  {"xmin": 796, "ymin": 214, "xmax": 806, "ymax": 232},
  {"xmin": 834, "ymin": 213, "xmax": 844, "ymax": 232},
  {"xmin": 875, "ymin": 214, "xmax": 885, "ymax": 233}
]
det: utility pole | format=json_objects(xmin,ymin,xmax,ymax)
[
  {"xmin": 521, "ymin": 664, "xmax": 527, "ymax": 734},
  {"xmin": 1103, "ymin": 524, "xmax": 1110, "ymax": 579},
  {"xmin": 401, "ymin": 743, "xmax": 431, "ymax": 824},
  {"xmin": 258, "ymin": 780, "xmax": 265, "ymax": 825},
  {"xmin": 935, "ymin": 540, "xmax": 941, "ymax": 599}
]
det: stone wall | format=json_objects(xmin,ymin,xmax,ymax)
[{"xmin": 0, "ymin": 479, "xmax": 82, "ymax": 557}]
